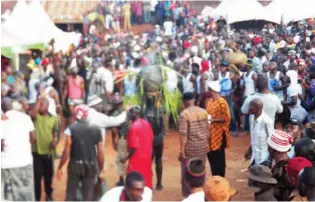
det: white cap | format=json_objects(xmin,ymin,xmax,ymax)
[{"xmin": 207, "ymin": 80, "xmax": 221, "ymax": 92}]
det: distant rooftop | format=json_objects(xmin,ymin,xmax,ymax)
[{"xmin": 1, "ymin": 0, "xmax": 273, "ymax": 23}]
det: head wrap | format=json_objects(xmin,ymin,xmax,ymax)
[{"xmin": 75, "ymin": 104, "xmax": 89, "ymax": 120}]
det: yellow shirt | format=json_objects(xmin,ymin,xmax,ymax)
[{"xmin": 122, "ymin": 3, "xmax": 131, "ymax": 17}]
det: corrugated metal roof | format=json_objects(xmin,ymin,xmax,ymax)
[
  {"xmin": 1, "ymin": 0, "xmax": 99, "ymax": 23},
  {"xmin": 42, "ymin": 0, "xmax": 100, "ymax": 23}
]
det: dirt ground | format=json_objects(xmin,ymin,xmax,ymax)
[
  {"xmin": 51, "ymin": 131, "xmax": 253, "ymax": 201},
  {"xmin": 48, "ymin": 23, "xmax": 253, "ymax": 201}
]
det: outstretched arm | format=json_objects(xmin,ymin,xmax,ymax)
[{"xmin": 96, "ymin": 111, "xmax": 127, "ymax": 128}]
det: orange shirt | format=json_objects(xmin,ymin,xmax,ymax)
[{"xmin": 205, "ymin": 97, "xmax": 231, "ymax": 151}]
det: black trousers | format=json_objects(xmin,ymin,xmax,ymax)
[
  {"xmin": 152, "ymin": 143, "xmax": 164, "ymax": 186},
  {"xmin": 65, "ymin": 162, "xmax": 98, "ymax": 201},
  {"xmin": 207, "ymin": 148, "xmax": 226, "ymax": 177},
  {"xmin": 32, "ymin": 152, "xmax": 54, "ymax": 201},
  {"xmin": 207, "ymin": 133, "xmax": 227, "ymax": 177}
]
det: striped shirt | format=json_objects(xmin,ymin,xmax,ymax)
[{"xmin": 179, "ymin": 106, "xmax": 209, "ymax": 159}]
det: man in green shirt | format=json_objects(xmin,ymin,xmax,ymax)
[{"xmin": 31, "ymin": 92, "xmax": 58, "ymax": 201}]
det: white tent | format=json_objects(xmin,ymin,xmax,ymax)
[
  {"xmin": 211, "ymin": 0, "xmax": 267, "ymax": 24},
  {"xmin": 2, "ymin": 0, "xmax": 44, "ymax": 46},
  {"xmin": 201, "ymin": 6, "xmax": 214, "ymax": 18},
  {"xmin": 282, "ymin": 0, "xmax": 315, "ymax": 24},
  {"xmin": 27, "ymin": 0, "xmax": 81, "ymax": 52},
  {"xmin": 227, "ymin": 0, "xmax": 266, "ymax": 24},
  {"xmin": 210, "ymin": 0, "xmax": 233, "ymax": 20},
  {"xmin": 263, "ymin": 0, "xmax": 315, "ymax": 24},
  {"xmin": 1, "ymin": 0, "xmax": 45, "ymax": 58},
  {"xmin": 1, "ymin": 0, "xmax": 81, "ymax": 58}
]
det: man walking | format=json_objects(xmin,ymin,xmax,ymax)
[
  {"xmin": 1, "ymin": 97, "xmax": 36, "ymax": 201},
  {"xmin": 178, "ymin": 92, "xmax": 209, "ymax": 197},
  {"xmin": 245, "ymin": 98, "xmax": 274, "ymax": 166},
  {"xmin": 31, "ymin": 93, "xmax": 58, "ymax": 201},
  {"xmin": 57, "ymin": 105, "xmax": 104, "ymax": 201},
  {"xmin": 121, "ymin": 106, "xmax": 154, "ymax": 189}
]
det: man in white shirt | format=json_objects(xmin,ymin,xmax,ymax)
[
  {"xmin": 246, "ymin": 98, "xmax": 273, "ymax": 166},
  {"xmin": 1, "ymin": 97, "xmax": 36, "ymax": 201},
  {"xmin": 95, "ymin": 58, "xmax": 114, "ymax": 107},
  {"xmin": 100, "ymin": 172, "xmax": 152, "ymax": 202},
  {"xmin": 242, "ymin": 74, "xmax": 283, "ymax": 129},
  {"xmin": 163, "ymin": 17, "xmax": 174, "ymax": 37},
  {"xmin": 286, "ymin": 63, "xmax": 299, "ymax": 87}
]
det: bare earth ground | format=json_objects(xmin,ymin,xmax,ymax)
[
  {"xmin": 51, "ymin": 131, "xmax": 253, "ymax": 201},
  {"xmin": 48, "ymin": 24, "xmax": 253, "ymax": 201}
]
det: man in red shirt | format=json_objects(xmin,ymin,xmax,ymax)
[{"xmin": 121, "ymin": 106, "xmax": 153, "ymax": 189}]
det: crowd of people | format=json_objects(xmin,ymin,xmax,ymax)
[
  {"xmin": 2, "ymin": 0, "xmax": 315, "ymax": 201},
  {"xmin": 83, "ymin": 1, "xmax": 196, "ymax": 34}
]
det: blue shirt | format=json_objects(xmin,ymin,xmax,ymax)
[{"xmin": 219, "ymin": 76, "xmax": 232, "ymax": 97}]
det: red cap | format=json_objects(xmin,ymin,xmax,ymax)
[
  {"xmin": 286, "ymin": 157, "xmax": 312, "ymax": 180},
  {"xmin": 41, "ymin": 58, "xmax": 49, "ymax": 65}
]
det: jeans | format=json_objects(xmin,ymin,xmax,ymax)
[
  {"xmin": 144, "ymin": 10, "xmax": 151, "ymax": 23},
  {"xmin": 32, "ymin": 153, "xmax": 54, "ymax": 201},
  {"xmin": 2, "ymin": 165, "xmax": 35, "ymax": 201}
]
